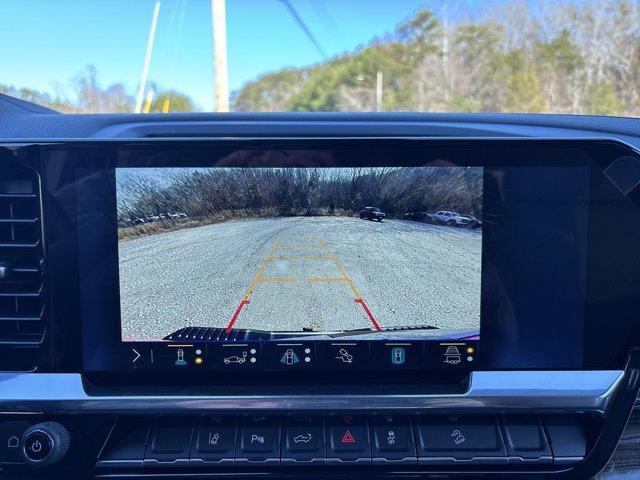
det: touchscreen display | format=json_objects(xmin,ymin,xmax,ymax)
[
  {"xmin": 43, "ymin": 139, "xmax": 619, "ymax": 377},
  {"xmin": 116, "ymin": 167, "xmax": 482, "ymax": 345}
]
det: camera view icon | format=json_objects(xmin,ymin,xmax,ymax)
[
  {"xmin": 280, "ymin": 348, "xmax": 300, "ymax": 365},
  {"xmin": 224, "ymin": 351, "xmax": 247, "ymax": 364},
  {"xmin": 222, "ymin": 347, "xmax": 258, "ymax": 366},
  {"xmin": 443, "ymin": 345, "xmax": 462, "ymax": 365},
  {"xmin": 391, "ymin": 347, "xmax": 406, "ymax": 365},
  {"xmin": 335, "ymin": 348, "xmax": 353, "ymax": 363},
  {"xmin": 174, "ymin": 348, "xmax": 187, "ymax": 366}
]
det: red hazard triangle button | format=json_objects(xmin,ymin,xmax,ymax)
[{"xmin": 340, "ymin": 429, "xmax": 356, "ymax": 444}]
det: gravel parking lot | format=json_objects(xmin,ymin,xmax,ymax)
[{"xmin": 119, "ymin": 217, "xmax": 481, "ymax": 341}]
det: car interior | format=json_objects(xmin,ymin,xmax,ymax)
[
  {"xmin": 1, "ymin": 95, "xmax": 640, "ymax": 480},
  {"xmin": 3, "ymin": 1, "xmax": 640, "ymax": 479}
]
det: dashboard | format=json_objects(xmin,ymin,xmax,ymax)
[{"xmin": 2, "ymin": 97, "xmax": 640, "ymax": 479}]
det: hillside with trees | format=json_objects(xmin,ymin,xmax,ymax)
[
  {"xmin": 5, "ymin": 1, "xmax": 639, "ymax": 117},
  {"xmin": 117, "ymin": 167, "xmax": 482, "ymax": 238},
  {"xmin": 234, "ymin": 0, "xmax": 640, "ymax": 116},
  {"xmin": 0, "ymin": 65, "xmax": 195, "ymax": 114}
]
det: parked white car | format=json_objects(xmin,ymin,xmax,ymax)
[{"xmin": 429, "ymin": 211, "xmax": 481, "ymax": 228}]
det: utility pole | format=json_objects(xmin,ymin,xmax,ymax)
[
  {"xmin": 212, "ymin": 0, "xmax": 229, "ymax": 112},
  {"xmin": 135, "ymin": 0, "xmax": 161, "ymax": 114},
  {"xmin": 375, "ymin": 71, "xmax": 383, "ymax": 111}
]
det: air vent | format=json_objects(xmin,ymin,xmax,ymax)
[{"xmin": 0, "ymin": 163, "xmax": 46, "ymax": 371}]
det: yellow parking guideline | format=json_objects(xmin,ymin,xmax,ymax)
[
  {"xmin": 277, "ymin": 243, "xmax": 325, "ymax": 249},
  {"xmin": 258, "ymin": 276, "xmax": 297, "ymax": 284},
  {"xmin": 273, "ymin": 254, "xmax": 329, "ymax": 261},
  {"xmin": 232, "ymin": 235, "xmax": 376, "ymax": 332},
  {"xmin": 242, "ymin": 236, "xmax": 362, "ymax": 300},
  {"xmin": 319, "ymin": 240, "xmax": 362, "ymax": 299},
  {"xmin": 242, "ymin": 242, "xmax": 280, "ymax": 298},
  {"xmin": 307, "ymin": 277, "xmax": 348, "ymax": 283}
]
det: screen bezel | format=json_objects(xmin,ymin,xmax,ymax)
[{"xmin": 38, "ymin": 138, "xmax": 640, "ymax": 386}]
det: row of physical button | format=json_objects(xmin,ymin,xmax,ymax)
[
  {"xmin": 97, "ymin": 414, "xmax": 582, "ymax": 469},
  {"xmin": 99, "ymin": 414, "xmax": 415, "ymax": 468}
]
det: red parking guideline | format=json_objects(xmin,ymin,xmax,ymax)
[
  {"xmin": 355, "ymin": 299, "xmax": 381, "ymax": 331},
  {"xmin": 226, "ymin": 299, "xmax": 250, "ymax": 333}
]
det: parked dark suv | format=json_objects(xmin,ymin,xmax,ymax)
[{"xmin": 359, "ymin": 207, "xmax": 386, "ymax": 222}]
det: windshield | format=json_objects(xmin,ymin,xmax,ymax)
[{"xmin": 2, "ymin": 0, "xmax": 637, "ymax": 116}]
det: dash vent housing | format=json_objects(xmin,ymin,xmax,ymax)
[{"xmin": 0, "ymin": 162, "xmax": 46, "ymax": 371}]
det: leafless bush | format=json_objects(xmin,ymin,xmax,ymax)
[{"xmin": 117, "ymin": 167, "xmax": 482, "ymax": 226}]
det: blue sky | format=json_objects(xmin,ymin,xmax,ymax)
[{"xmin": 0, "ymin": 0, "xmax": 446, "ymax": 110}]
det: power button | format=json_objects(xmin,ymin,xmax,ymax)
[
  {"xmin": 23, "ymin": 430, "xmax": 53, "ymax": 462},
  {"xmin": 21, "ymin": 422, "xmax": 70, "ymax": 467}
]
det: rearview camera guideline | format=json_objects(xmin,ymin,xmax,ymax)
[{"xmin": 116, "ymin": 166, "xmax": 482, "ymax": 342}]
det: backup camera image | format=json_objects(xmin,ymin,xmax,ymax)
[{"xmin": 116, "ymin": 167, "xmax": 482, "ymax": 342}]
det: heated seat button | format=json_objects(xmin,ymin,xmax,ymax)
[
  {"xmin": 144, "ymin": 418, "xmax": 193, "ymax": 468},
  {"xmin": 416, "ymin": 415, "xmax": 507, "ymax": 464},
  {"xmin": 502, "ymin": 415, "xmax": 552, "ymax": 464},
  {"xmin": 326, "ymin": 415, "xmax": 370, "ymax": 464},
  {"xmin": 282, "ymin": 415, "xmax": 325, "ymax": 464},
  {"xmin": 190, "ymin": 416, "xmax": 236, "ymax": 466},
  {"xmin": 236, "ymin": 416, "xmax": 279, "ymax": 464},
  {"xmin": 371, "ymin": 414, "xmax": 416, "ymax": 464}
]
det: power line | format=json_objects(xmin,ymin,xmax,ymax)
[
  {"xmin": 278, "ymin": 0, "xmax": 328, "ymax": 59},
  {"xmin": 310, "ymin": 0, "xmax": 345, "ymax": 46}
]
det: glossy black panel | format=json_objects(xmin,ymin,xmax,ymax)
[{"xmin": 27, "ymin": 138, "xmax": 640, "ymax": 384}]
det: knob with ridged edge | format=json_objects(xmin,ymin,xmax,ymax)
[{"xmin": 21, "ymin": 421, "xmax": 70, "ymax": 467}]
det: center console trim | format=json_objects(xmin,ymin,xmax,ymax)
[{"xmin": 0, "ymin": 370, "xmax": 623, "ymax": 415}]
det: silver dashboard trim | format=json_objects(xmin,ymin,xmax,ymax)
[{"xmin": 0, "ymin": 370, "xmax": 624, "ymax": 415}]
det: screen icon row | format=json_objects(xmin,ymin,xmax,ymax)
[{"xmin": 124, "ymin": 340, "xmax": 478, "ymax": 372}]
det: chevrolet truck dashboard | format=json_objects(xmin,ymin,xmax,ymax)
[{"xmin": 2, "ymin": 95, "xmax": 640, "ymax": 480}]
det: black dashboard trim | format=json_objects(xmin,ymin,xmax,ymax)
[{"xmin": 0, "ymin": 371, "xmax": 623, "ymax": 415}]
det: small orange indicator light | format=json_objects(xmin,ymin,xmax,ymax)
[
  {"xmin": 466, "ymin": 347, "xmax": 475, "ymax": 354},
  {"xmin": 194, "ymin": 357, "xmax": 204, "ymax": 365}
]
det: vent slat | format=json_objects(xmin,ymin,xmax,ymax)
[
  {"xmin": 0, "ymin": 288, "xmax": 42, "ymax": 297},
  {"xmin": 0, "ymin": 315, "xmax": 42, "ymax": 322},
  {"xmin": 0, "ymin": 336, "xmax": 44, "ymax": 346},
  {"xmin": 0, "ymin": 241, "xmax": 40, "ymax": 248},
  {"xmin": 0, "ymin": 217, "xmax": 38, "ymax": 224},
  {"xmin": 13, "ymin": 267, "xmax": 40, "ymax": 274},
  {"xmin": 0, "ymin": 193, "xmax": 37, "ymax": 199},
  {"xmin": 0, "ymin": 164, "xmax": 46, "ymax": 372}
]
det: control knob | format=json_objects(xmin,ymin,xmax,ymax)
[{"xmin": 21, "ymin": 422, "xmax": 70, "ymax": 467}]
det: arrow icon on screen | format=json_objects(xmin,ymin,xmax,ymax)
[{"xmin": 132, "ymin": 348, "xmax": 141, "ymax": 363}]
